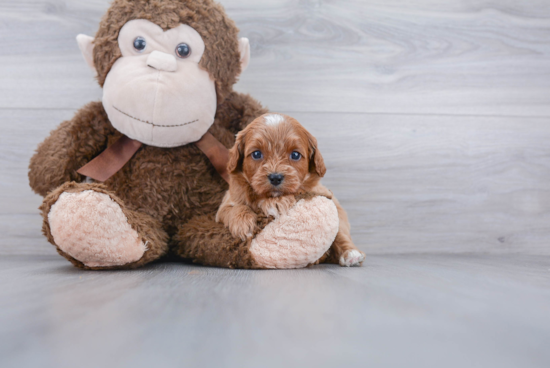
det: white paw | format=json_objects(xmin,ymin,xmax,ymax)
[
  {"xmin": 339, "ymin": 250, "xmax": 366, "ymax": 267},
  {"xmin": 266, "ymin": 205, "xmax": 279, "ymax": 219}
]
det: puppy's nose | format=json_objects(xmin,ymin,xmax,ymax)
[
  {"xmin": 147, "ymin": 51, "xmax": 178, "ymax": 72},
  {"xmin": 268, "ymin": 173, "xmax": 284, "ymax": 186}
]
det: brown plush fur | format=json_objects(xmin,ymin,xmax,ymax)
[
  {"xmin": 174, "ymin": 213, "xmax": 269, "ymax": 269},
  {"xmin": 30, "ymin": 90, "xmax": 268, "ymax": 268},
  {"xmin": 217, "ymin": 114, "xmax": 364, "ymax": 266}
]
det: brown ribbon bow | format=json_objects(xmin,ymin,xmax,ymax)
[{"xmin": 77, "ymin": 133, "xmax": 230, "ymax": 183}]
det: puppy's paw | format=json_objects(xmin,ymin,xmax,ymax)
[
  {"xmin": 339, "ymin": 250, "xmax": 366, "ymax": 267},
  {"xmin": 313, "ymin": 187, "xmax": 333, "ymax": 200},
  {"xmin": 228, "ymin": 211, "xmax": 257, "ymax": 241},
  {"xmin": 260, "ymin": 196, "xmax": 297, "ymax": 219}
]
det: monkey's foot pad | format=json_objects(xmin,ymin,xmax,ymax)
[
  {"xmin": 48, "ymin": 190, "xmax": 147, "ymax": 267},
  {"xmin": 250, "ymin": 196, "xmax": 339, "ymax": 269}
]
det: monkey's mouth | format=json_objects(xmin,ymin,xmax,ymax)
[{"xmin": 113, "ymin": 106, "xmax": 199, "ymax": 128}]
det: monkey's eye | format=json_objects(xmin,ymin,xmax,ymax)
[
  {"xmin": 251, "ymin": 151, "xmax": 263, "ymax": 160},
  {"xmin": 176, "ymin": 43, "xmax": 191, "ymax": 58},
  {"xmin": 290, "ymin": 151, "xmax": 302, "ymax": 161},
  {"xmin": 133, "ymin": 37, "xmax": 146, "ymax": 52}
]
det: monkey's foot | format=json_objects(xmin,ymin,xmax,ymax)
[
  {"xmin": 48, "ymin": 190, "xmax": 147, "ymax": 267},
  {"xmin": 250, "ymin": 196, "xmax": 339, "ymax": 269}
]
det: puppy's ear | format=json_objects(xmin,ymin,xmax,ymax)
[
  {"xmin": 307, "ymin": 134, "xmax": 326, "ymax": 177},
  {"xmin": 228, "ymin": 131, "xmax": 246, "ymax": 174}
]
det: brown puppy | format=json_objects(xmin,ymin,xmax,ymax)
[{"xmin": 216, "ymin": 113, "xmax": 366, "ymax": 267}]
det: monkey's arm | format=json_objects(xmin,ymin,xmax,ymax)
[{"xmin": 29, "ymin": 102, "xmax": 116, "ymax": 197}]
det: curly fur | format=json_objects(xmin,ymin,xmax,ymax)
[{"xmin": 218, "ymin": 114, "xmax": 365, "ymax": 267}]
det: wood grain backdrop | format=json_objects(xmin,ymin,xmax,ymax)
[{"xmin": 1, "ymin": 0, "xmax": 550, "ymax": 255}]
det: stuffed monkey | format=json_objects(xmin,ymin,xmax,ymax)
[{"xmin": 28, "ymin": 0, "xmax": 340, "ymax": 269}]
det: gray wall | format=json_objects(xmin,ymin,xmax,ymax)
[{"xmin": 1, "ymin": 0, "xmax": 550, "ymax": 255}]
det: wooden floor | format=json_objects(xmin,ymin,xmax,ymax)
[
  {"xmin": 1, "ymin": 254, "xmax": 549, "ymax": 368},
  {"xmin": 1, "ymin": 0, "xmax": 550, "ymax": 367}
]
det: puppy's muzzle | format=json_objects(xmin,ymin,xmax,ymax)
[{"xmin": 268, "ymin": 173, "xmax": 284, "ymax": 186}]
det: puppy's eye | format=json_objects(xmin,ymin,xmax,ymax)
[
  {"xmin": 290, "ymin": 151, "xmax": 302, "ymax": 161},
  {"xmin": 251, "ymin": 151, "xmax": 263, "ymax": 160},
  {"xmin": 176, "ymin": 43, "xmax": 191, "ymax": 58},
  {"xmin": 133, "ymin": 37, "xmax": 146, "ymax": 52}
]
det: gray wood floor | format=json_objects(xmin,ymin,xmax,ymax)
[
  {"xmin": 1, "ymin": 254, "xmax": 549, "ymax": 368},
  {"xmin": 1, "ymin": 1, "xmax": 550, "ymax": 367}
]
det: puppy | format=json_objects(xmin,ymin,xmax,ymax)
[{"xmin": 216, "ymin": 113, "xmax": 366, "ymax": 267}]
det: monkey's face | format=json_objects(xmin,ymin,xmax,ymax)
[{"xmin": 101, "ymin": 19, "xmax": 217, "ymax": 147}]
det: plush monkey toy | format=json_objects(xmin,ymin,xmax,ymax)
[{"xmin": 28, "ymin": 0, "xmax": 340, "ymax": 270}]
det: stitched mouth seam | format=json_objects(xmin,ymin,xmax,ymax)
[{"xmin": 113, "ymin": 106, "xmax": 199, "ymax": 128}]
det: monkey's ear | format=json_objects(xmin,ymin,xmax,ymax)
[
  {"xmin": 76, "ymin": 34, "xmax": 96, "ymax": 71},
  {"xmin": 307, "ymin": 134, "xmax": 327, "ymax": 178},
  {"xmin": 228, "ymin": 131, "xmax": 246, "ymax": 174},
  {"xmin": 238, "ymin": 37, "xmax": 251, "ymax": 72}
]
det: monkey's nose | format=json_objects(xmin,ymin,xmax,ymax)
[
  {"xmin": 268, "ymin": 173, "xmax": 284, "ymax": 186},
  {"xmin": 146, "ymin": 51, "xmax": 178, "ymax": 72}
]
